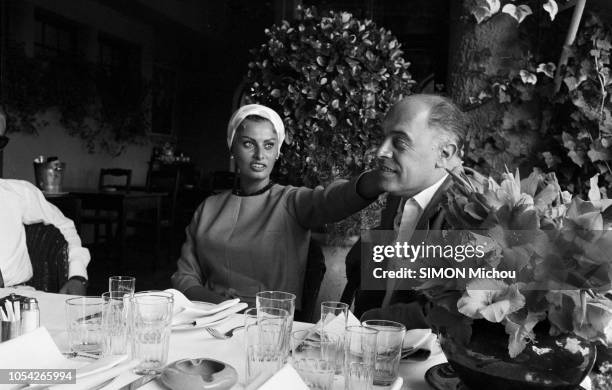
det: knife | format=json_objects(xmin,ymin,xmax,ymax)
[{"xmin": 117, "ymin": 374, "xmax": 158, "ymax": 390}]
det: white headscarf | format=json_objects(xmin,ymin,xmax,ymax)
[{"xmin": 227, "ymin": 104, "xmax": 285, "ymax": 155}]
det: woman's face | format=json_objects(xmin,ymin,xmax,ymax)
[{"xmin": 232, "ymin": 119, "xmax": 278, "ymax": 184}]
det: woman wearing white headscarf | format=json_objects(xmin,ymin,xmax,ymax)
[{"xmin": 171, "ymin": 104, "xmax": 383, "ymax": 306}]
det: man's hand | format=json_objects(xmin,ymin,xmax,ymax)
[{"xmin": 59, "ymin": 278, "xmax": 87, "ymax": 295}]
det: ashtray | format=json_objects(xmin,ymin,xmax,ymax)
[{"xmin": 160, "ymin": 358, "xmax": 238, "ymax": 390}]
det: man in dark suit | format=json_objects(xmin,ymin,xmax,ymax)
[{"xmin": 343, "ymin": 94, "xmax": 466, "ymax": 324}]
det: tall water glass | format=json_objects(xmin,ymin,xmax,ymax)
[
  {"xmin": 244, "ymin": 308, "xmax": 288, "ymax": 382},
  {"xmin": 65, "ymin": 297, "xmax": 104, "ymax": 355},
  {"xmin": 291, "ymin": 329, "xmax": 335, "ymax": 390},
  {"xmin": 108, "ymin": 276, "xmax": 136, "ymax": 298},
  {"xmin": 256, "ymin": 291, "xmax": 295, "ymax": 359},
  {"xmin": 101, "ymin": 292, "xmax": 130, "ymax": 356},
  {"xmin": 131, "ymin": 292, "xmax": 174, "ymax": 374},
  {"xmin": 320, "ymin": 301, "xmax": 348, "ymax": 374},
  {"xmin": 344, "ymin": 326, "xmax": 378, "ymax": 390},
  {"xmin": 345, "ymin": 362, "xmax": 374, "ymax": 390},
  {"xmin": 244, "ymin": 307, "xmax": 289, "ymax": 350},
  {"xmin": 362, "ymin": 320, "xmax": 406, "ymax": 386}
]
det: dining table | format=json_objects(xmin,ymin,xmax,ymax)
[{"xmin": 0, "ymin": 286, "xmax": 448, "ymax": 390}]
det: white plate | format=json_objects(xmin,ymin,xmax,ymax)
[{"xmin": 402, "ymin": 328, "xmax": 432, "ymax": 351}]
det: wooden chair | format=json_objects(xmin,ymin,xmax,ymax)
[
  {"xmin": 145, "ymin": 162, "xmax": 182, "ymax": 229},
  {"xmin": 24, "ymin": 223, "xmax": 69, "ymax": 292},
  {"xmin": 82, "ymin": 168, "xmax": 132, "ymax": 255}
]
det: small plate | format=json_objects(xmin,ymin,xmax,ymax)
[{"xmin": 160, "ymin": 358, "xmax": 238, "ymax": 390}]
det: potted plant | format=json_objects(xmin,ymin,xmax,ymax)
[{"xmin": 420, "ymin": 166, "xmax": 611, "ymax": 389}]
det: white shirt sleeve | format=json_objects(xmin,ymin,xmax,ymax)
[{"xmin": 12, "ymin": 180, "xmax": 90, "ymax": 280}]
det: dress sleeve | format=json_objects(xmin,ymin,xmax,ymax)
[
  {"xmin": 171, "ymin": 201, "xmax": 207, "ymax": 292},
  {"xmin": 15, "ymin": 181, "xmax": 90, "ymax": 279},
  {"xmin": 288, "ymin": 174, "xmax": 375, "ymax": 229}
]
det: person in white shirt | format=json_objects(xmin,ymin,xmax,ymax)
[
  {"xmin": 0, "ymin": 179, "xmax": 90, "ymax": 294},
  {"xmin": 344, "ymin": 94, "xmax": 467, "ymax": 322}
]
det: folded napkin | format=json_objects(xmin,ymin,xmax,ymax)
[
  {"xmin": 256, "ymin": 363, "xmax": 309, "ymax": 390},
  {"xmin": 0, "ymin": 327, "xmax": 81, "ymax": 370},
  {"xmin": 314, "ymin": 310, "xmax": 360, "ymax": 336},
  {"xmin": 164, "ymin": 289, "xmax": 241, "ymax": 316},
  {"xmin": 172, "ymin": 302, "xmax": 248, "ymax": 327},
  {"xmin": 0, "ymin": 327, "xmax": 133, "ymax": 390},
  {"xmin": 50, "ymin": 360, "xmax": 140, "ymax": 390}
]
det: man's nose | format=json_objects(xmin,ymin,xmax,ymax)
[{"xmin": 376, "ymin": 138, "xmax": 392, "ymax": 159}]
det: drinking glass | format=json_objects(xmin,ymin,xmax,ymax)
[
  {"xmin": 256, "ymin": 291, "xmax": 295, "ymax": 359},
  {"xmin": 246, "ymin": 343, "xmax": 284, "ymax": 383},
  {"xmin": 65, "ymin": 297, "xmax": 104, "ymax": 355},
  {"xmin": 362, "ymin": 320, "xmax": 406, "ymax": 386},
  {"xmin": 291, "ymin": 329, "xmax": 336, "ymax": 390},
  {"xmin": 108, "ymin": 276, "xmax": 136, "ymax": 298},
  {"xmin": 293, "ymin": 359, "xmax": 335, "ymax": 390},
  {"xmin": 320, "ymin": 301, "xmax": 348, "ymax": 374},
  {"xmin": 101, "ymin": 292, "xmax": 130, "ymax": 356},
  {"xmin": 345, "ymin": 362, "xmax": 374, "ymax": 390},
  {"xmin": 343, "ymin": 326, "xmax": 378, "ymax": 390},
  {"xmin": 130, "ymin": 292, "xmax": 174, "ymax": 374},
  {"xmin": 244, "ymin": 307, "xmax": 289, "ymax": 349},
  {"xmin": 244, "ymin": 307, "xmax": 288, "ymax": 382}
]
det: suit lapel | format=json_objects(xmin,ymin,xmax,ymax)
[{"xmin": 415, "ymin": 176, "xmax": 453, "ymax": 230}]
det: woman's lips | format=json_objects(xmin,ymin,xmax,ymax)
[{"xmin": 250, "ymin": 162, "xmax": 267, "ymax": 172}]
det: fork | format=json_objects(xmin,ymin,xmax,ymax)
[{"xmin": 204, "ymin": 325, "xmax": 244, "ymax": 339}]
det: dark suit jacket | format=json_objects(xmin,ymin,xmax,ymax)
[{"xmin": 343, "ymin": 176, "xmax": 454, "ymax": 318}]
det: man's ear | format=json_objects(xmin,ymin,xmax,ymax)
[{"xmin": 435, "ymin": 142, "xmax": 458, "ymax": 168}]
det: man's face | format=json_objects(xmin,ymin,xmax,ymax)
[{"xmin": 376, "ymin": 98, "xmax": 447, "ymax": 197}]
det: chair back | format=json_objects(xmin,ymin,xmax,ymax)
[
  {"xmin": 145, "ymin": 162, "xmax": 183, "ymax": 227},
  {"xmin": 295, "ymin": 239, "xmax": 326, "ymax": 322},
  {"xmin": 99, "ymin": 168, "xmax": 132, "ymax": 192},
  {"xmin": 24, "ymin": 223, "xmax": 69, "ymax": 292}
]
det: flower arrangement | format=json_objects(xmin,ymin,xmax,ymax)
[{"xmin": 422, "ymin": 166, "xmax": 612, "ymax": 358}]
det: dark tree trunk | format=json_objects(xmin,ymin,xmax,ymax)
[{"xmin": 446, "ymin": 0, "xmax": 529, "ymax": 176}]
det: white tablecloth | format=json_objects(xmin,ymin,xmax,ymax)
[{"xmin": 0, "ymin": 287, "xmax": 446, "ymax": 389}]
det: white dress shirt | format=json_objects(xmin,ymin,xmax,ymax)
[
  {"xmin": 383, "ymin": 174, "xmax": 448, "ymax": 306},
  {"xmin": 0, "ymin": 179, "xmax": 90, "ymax": 286},
  {"xmin": 394, "ymin": 174, "xmax": 449, "ymax": 238}
]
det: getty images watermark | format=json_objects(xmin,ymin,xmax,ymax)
[{"xmin": 359, "ymin": 229, "xmax": 611, "ymax": 291}]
